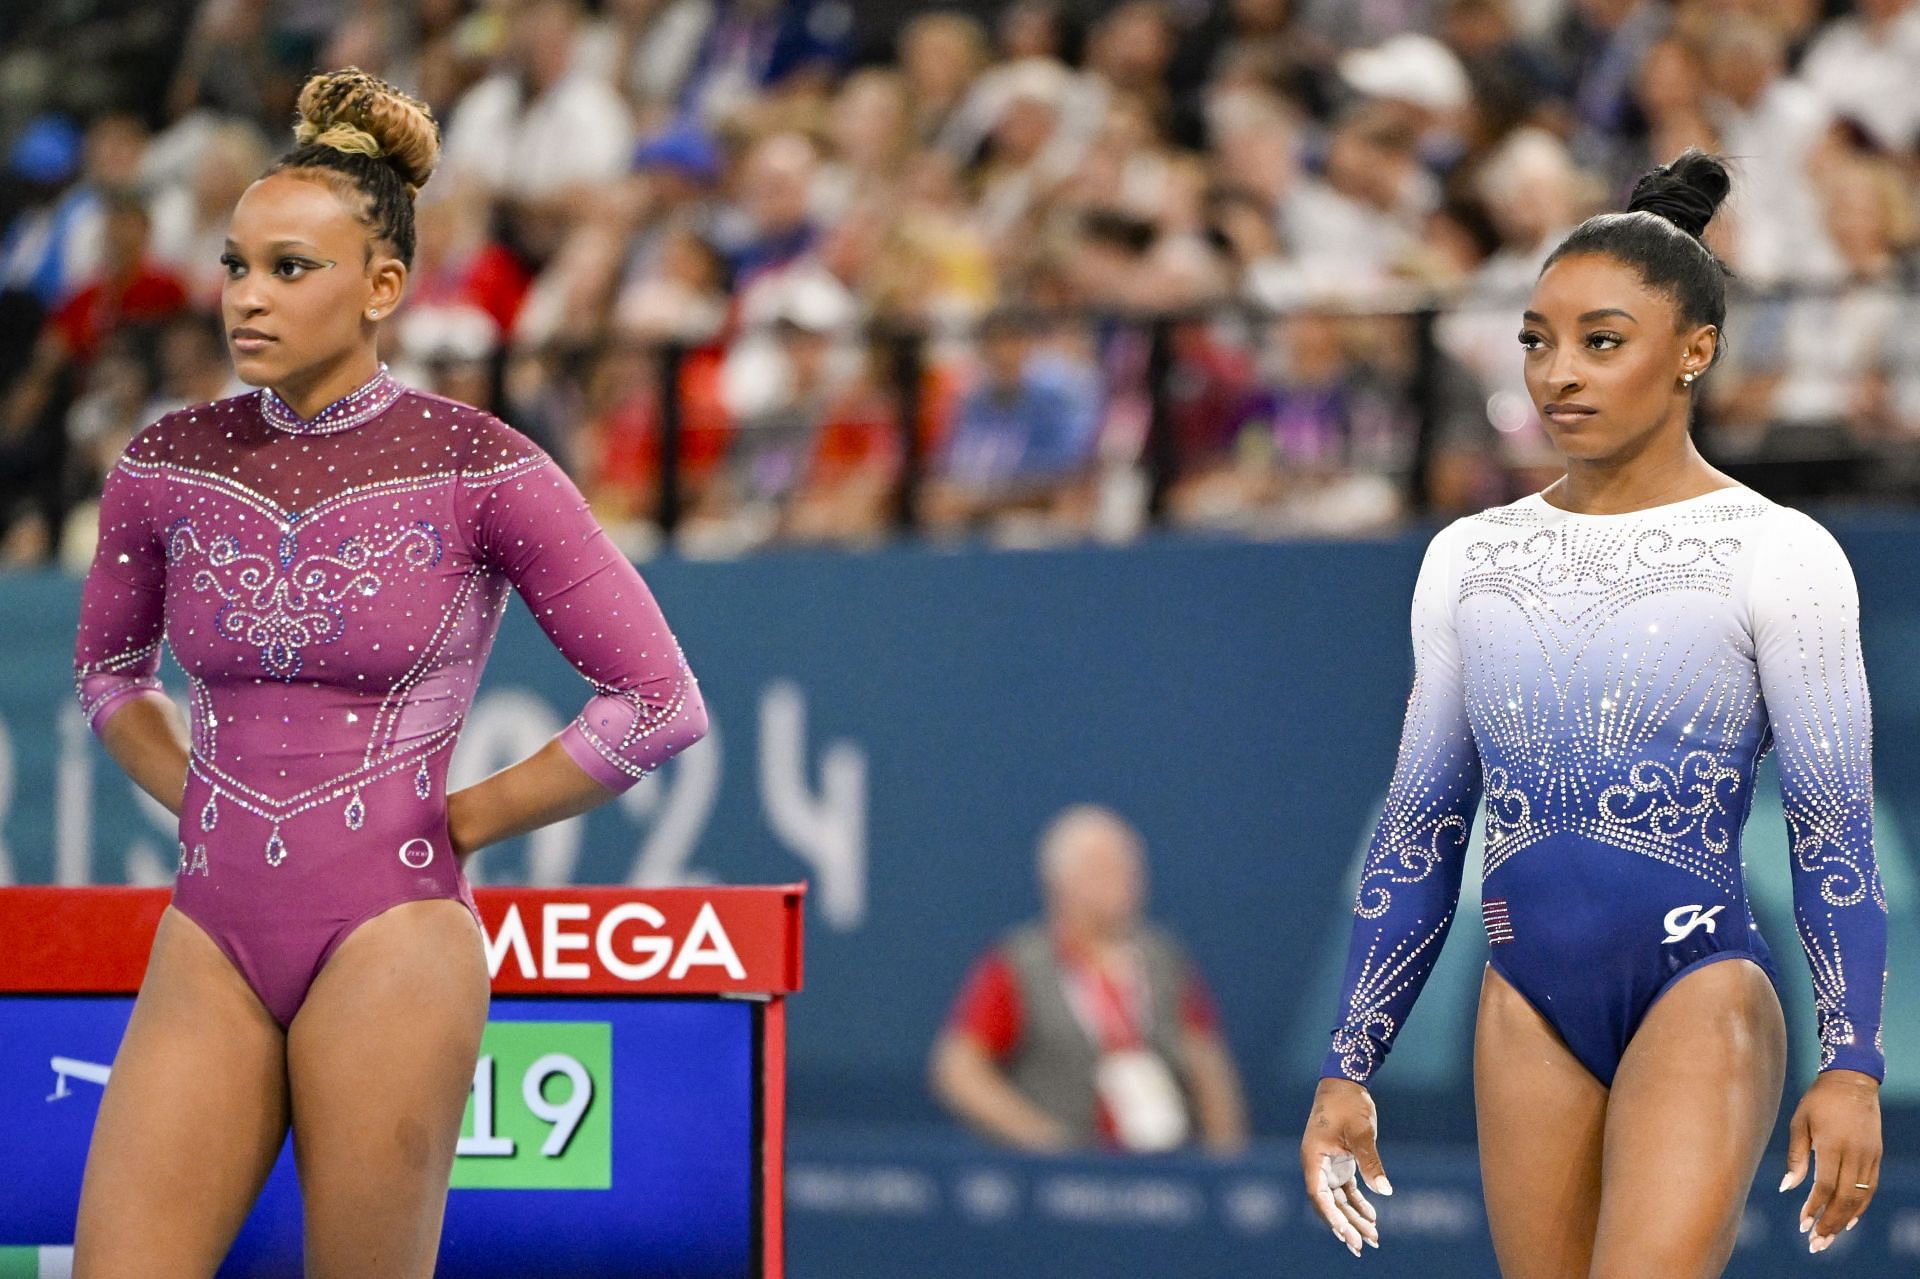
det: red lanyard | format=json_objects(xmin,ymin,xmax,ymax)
[{"xmin": 1062, "ymin": 947, "xmax": 1148, "ymax": 1052}]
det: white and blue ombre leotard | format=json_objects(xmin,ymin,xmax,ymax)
[{"xmin": 1322, "ymin": 486, "xmax": 1887, "ymax": 1087}]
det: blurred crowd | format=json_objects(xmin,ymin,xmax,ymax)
[{"xmin": 5, "ymin": 0, "xmax": 1920, "ymax": 566}]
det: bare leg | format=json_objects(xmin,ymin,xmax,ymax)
[
  {"xmin": 1474, "ymin": 963, "xmax": 1610, "ymax": 1279},
  {"xmin": 73, "ymin": 907, "xmax": 290, "ymax": 1279},
  {"xmin": 286, "ymin": 899, "xmax": 491, "ymax": 1279},
  {"xmin": 1589, "ymin": 959, "xmax": 1785, "ymax": 1279}
]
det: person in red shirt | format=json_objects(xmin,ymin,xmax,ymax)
[
  {"xmin": 47, "ymin": 190, "xmax": 189, "ymax": 363},
  {"xmin": 0, "ymin": 189, "xmax": 188, "ymax": 562},
  {"xmin": 930, "ymin": 805, "xmax": 1249, "ymax": 1153}
]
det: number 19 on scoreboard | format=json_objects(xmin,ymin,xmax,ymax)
[{"xmin": 453, "ymin": 1022, "xmax": 612, "ymax": 1189}]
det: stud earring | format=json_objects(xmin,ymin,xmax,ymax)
[
  {"xmin": 1681, "ymin": 371, "xmax": 1696, "ymax": 384},
  {"xmin": 368, "ymin": 308, "xmax": 380, "ymax": 318}
]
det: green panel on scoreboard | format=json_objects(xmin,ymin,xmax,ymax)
[
  {"xmin": 452, "ymin": 1021, "xmax": 612, "ymax": 1189},
  {"xmin": 0, "ymin": 1248, "xmax": 37, "ymax": 1279}
]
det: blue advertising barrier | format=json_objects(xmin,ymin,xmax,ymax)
[
  {"xmin": 2, "ymin": 519, "xmax": 1918, "ymax": 1226},
  {"xmin": 784, "ymin": 1125, "xmax": 1920, "ymax": 1277}
]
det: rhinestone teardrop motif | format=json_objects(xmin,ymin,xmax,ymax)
[
  {"xmin": 344, "ymin": 790, "xmax": 365, "ymax": 831},
  {"xmin": 265, "ymin": 826, "xmax": 287, "ymax": 867},
  {"xmin": 415, "ymin": 758, "xmax": 431, "ymax": 799},
  {"xmin": 201, "ymin": 792, "xmax": 217, "ymax": 831}
]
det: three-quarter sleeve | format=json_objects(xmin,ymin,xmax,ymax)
[
  {"xmin": 472, "ymin": 447, "xmax": 708, "ymax": 792},
  {"xmin": 72, "ymin": 443, "xmax": 170, "ymax": 736},
  {"xmin": 1321, "ymin": 522, "xmax": 1484, "ymax": 1085},
  {"xmin": 1750, "ymin": 509, "xmax": 1886, "ymax": 1080}
]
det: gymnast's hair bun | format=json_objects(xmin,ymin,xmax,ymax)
[
  {"xmin": 1625, "ymin": 149, "xmax": 1731, "ymax": 240},
  {"xmin": 292, "ymin": 68, "xmax": 440, "ymax": 195}
]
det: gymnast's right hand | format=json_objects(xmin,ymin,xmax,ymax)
[{"xmin": 1300, "ymin": 1077, "xmax": 1390, "ymax": 1257}]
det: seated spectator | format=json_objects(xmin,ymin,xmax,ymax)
[
  {"xmin": 1, "ymin": 189, "xmax": 187, "ymax": 564},
  {"xmin": 930, "ymin": 805, "xmax": 1248, "ymax": 1153},
  {"xmin": 1706, "ymin": 150, "xmax": 1920, "ymax": 479},
  {"xmin": 922, "ymin": 306, "xmax": 1101, "ymax": 536},
  {"xmin": 0, "ymin": 115, "xmax": 91, "ymax": 311},
  {"xmin": 40, "ymin": 191, "xmax": 189, "ymax": 368},
  {"xmin": 146, "ymin": 120, "xmax": 271, "ymax": 310},
  {"xmin": 440, "ymin": 0, "xmax": 637, "ymax": 257},
  {"xmin": 1796, "ymin": 0, "xmax": 1920, "ymax": 157},
  {"xmin": 688, "ymin": 269, "xmax": 861, "ymax": 551},
  {"xmin": 715, "ymin": 130, "xmax": 822, "ymax": 289},
  {"xmin": 1171, "ymin": 307, "xmax": 1412, "ymax": 534},
  {"xmin": 578, "ymin": 335, "xmax": 732, "ymax": 537}
]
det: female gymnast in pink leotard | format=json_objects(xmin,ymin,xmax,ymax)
[{"xmin": 68, "ymin": 69, "xmax": 708, "ymax": 1276}]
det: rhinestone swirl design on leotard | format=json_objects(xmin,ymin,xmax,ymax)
[
  {"xmin": 74, "ymin": 378, "xmax": 709, "ymax": 876},
  {"xmin": 165, "ymin": 516, "xmax": 444, "ymax": 681},
  {"xmin": 1324, "ymin": 491, "xmax": 1887, "ymax": 1085},
  {"xmin": 1457, "ymin": 509, "xmax": 1759, "ymax": 887}
]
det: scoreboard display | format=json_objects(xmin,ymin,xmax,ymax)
[{"xmin": 0, "ymin": 885, "xmax": 805, "ymax": 1279}]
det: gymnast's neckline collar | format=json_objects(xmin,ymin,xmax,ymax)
[{"xmin": 259, "ymin": 363, "xmax": 403, "ymax": 436}]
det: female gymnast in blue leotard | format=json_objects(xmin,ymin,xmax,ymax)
[{"xmin": 1298, "ymin": 152, "xmax": 1886, "ymax": 1276}]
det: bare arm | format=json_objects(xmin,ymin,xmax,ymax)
[
  {"xmin": 446, "ymin": 738, "xmax": 617, "ymax": 859},
  {"xmin": 928, "ymin": 1030, "xmax": 1071, "ymax": 1152},
  {"xmin": 97, "ymin": 693, "xmax": 190, "ymax": 818},
  {"xmin": 1181, "ymin": 1027, "xmax": 1250, "ymax": 1155}
]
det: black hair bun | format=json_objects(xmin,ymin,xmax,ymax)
[{"xmin": 1626, "ymin": 149, "xmax": 1731, "ymax": 239}]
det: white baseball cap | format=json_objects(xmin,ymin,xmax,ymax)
[{"xmin": 1338, "ymin": 34, "xmax": 1471, "ymax": 114}]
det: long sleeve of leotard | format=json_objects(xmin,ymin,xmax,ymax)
[
  {"xmin": 471, "ymin": 449, "xmax": 708, "ymax": 792},
  {"xmin": 72, "ymin": 435, "xmax": 172, "ymax": 736},
  {"xmin": 1750, "ymin": 510, "xmax": 1887, "ymax": 1080},
  {"xmin": 1321, "ymin": 523, "xmax": 1485, "ymax": 1084}
]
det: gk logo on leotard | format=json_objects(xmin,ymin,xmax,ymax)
[
  {"xmin": 399, "ymin": 838, "xmax": 434, "ymax": 869},
  {"xmin": 1662, "ymin": 903, "xmax": 1724, "ymax": 944}
]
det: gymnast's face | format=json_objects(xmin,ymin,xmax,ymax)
[
  {"xmin": 1519, "ymin": 252, "xmax": 1715, "ymax": 464},
  {"xmin": 221, "ymin": 172, "xmax": 405, "ymax": 396}
]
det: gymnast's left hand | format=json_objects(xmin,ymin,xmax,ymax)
[{"xmin": 1779, "ymin": 1068, "xmax": 1881, "ymax": 1254}]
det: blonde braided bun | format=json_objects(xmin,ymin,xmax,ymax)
[{"xmin": 292, "ymin": 68, "xmax": 439, "ymax": 196}]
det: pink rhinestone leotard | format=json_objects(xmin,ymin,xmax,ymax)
[{"xmin": 71, "ymin": 365, "xmax": 708, "ymax": 1025}]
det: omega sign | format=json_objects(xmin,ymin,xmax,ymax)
[{"xmin": 484, "ymin": 900, "xmax": 747, "ymax": 984}]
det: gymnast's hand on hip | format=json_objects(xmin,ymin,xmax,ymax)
[
  {"xmin": 1780, "ymin": 1068, "xmax": 1882, "ymax": 1255},
  {"xmin": 1301, "ymin": 1077, "xmax": 1391, "ymax": 1258}
]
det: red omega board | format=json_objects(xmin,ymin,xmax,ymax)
[{"xmin": 0, "ymin": 884, "xmax": 807, "ymax": 996}]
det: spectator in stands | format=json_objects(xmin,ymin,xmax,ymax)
[
  {"xmin": 7, "ymin": 0, "xmax": 1920, "ymax": 555},
  {"xmin": 0, "ymin": 113, "xmax": 149, "ymax": 313},
  {"xmin": 38, "ymin": 192, "xmax": 189, "ymax": 368},
  {"xmin": 600, "ymin": 0, "xmax": 717, "ymax": 132},
  {"xmin": 930, "ymin": 805, "xmax": 1248, "ymax": 1154},
  {"xmin": 1, "ymin": 190, "xmax": 187, "ymax": 564},
  {"xmin": 923, "ymin": 306, "xmax": 1101, "ymax": 536},
  {"xmin": 1708, "ymin": 150, "xmax": 1920, "ymax": 467},
  {"xmin": 1701, "ymin": 15, "xmax": 1838, "ymax": 283},
  {"xmin": 899, "ymin": 11, "xmax": 992, "ymax": 143},
  {"xmin": 165, "ymin": 0, "xmax": 298, "ymax": 132},
  {"xmin": 1798, "ymin": 0, "xmax": 1920, "ymax": 156},
  {"xmin": 147, "ymin": 121, "xmax": 272, "ymax": 311},
  {"xmin": 0, "ymin": 116, "xmax": 91, "ymax": 312},
  {"xmin": 694, "ymin": 269, "xmax": 861, "ymax": 549},
  {"xmin": 1561, "ymin": 0, "xmax": 1670, "ymax": 175},
  {"xmin": 1620, "ymin": 35, "xmax": 1719, "ymax": 196},
  {"xmin": 441, "ymin": 0, "xmax": 636, "ymax": 254},
  {"xmin": 1284, "ymin": 101, "xmax": 1434, "ymax": 293},
  {"xmin": 1440, "ymin": 0, "xmax": 1570, "ymax": 148},
  {"xmin": 719, "ymin": 130, "xmax": 822, "ymax": 286}
]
